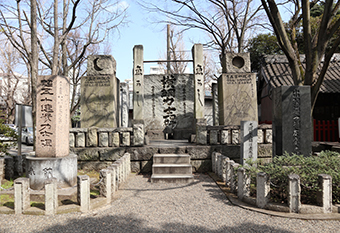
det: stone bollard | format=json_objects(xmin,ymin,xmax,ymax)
[
  {"xmin": 196, "ymin": 124, "xmax": 207, "ymax": 145},
  {"xmin": 225, "ymin": 159, "xmax": 234, "ymax": 187},
  {"xmin": 237, "ymin": 167, "xmax": 250, "ymax": 200},
  {"xmin": 209, "ymin": 130, "xmax": 218, "ymax": 145},
  {"xmin": 114, "ymin": 160, "xmax": 122, "ymax": 187},
  {"xmin": 4, "ymin": 156, "xmax": 14, "ymax": 180},
  {"xmin": 13, "ymin": 156, "xmax": 23, "ymax": 177},
  {"xmin": 230, "ymin": 163, "xmax": 240, "ymax": 193},
  {"xmin": 77, "ymin": 175, "xmax": 90, "ymax": 212},
  {"xmin": 211, "ymin": 152, "xmax": 217, "ymax": 173},
  {"xmin": 288, "ymin": 174, "xmax": 301, "ymax": 213},
  {"xmin": 133, "ymin": 124, "xmax": 144, "ymax": 146},
  {"xmin": 99, "ymin": 169, "xmax": 112, "ymax": 203},
  {"xmin": 107, "ymin": 166, "xmax": 116, "ymax": 199},
  {"xmin": 45, "ymin": 179, "xmax": 58, "ymax": 215},
  {"xmin": 216, "ymin": 153, "xmax": 222, "ymax": 178},
  {"xmin": 220, "ymin": 130, "xmax": 229, "ymax": 145},
  {"xmin": 14, "ymin": 178, "xmax": 30, "ymax": 214},
  {"xmin": 256, "ymin": 172, "xmax": 270, "ymax": 208},
  {"xmin": 111, "ymin": 164, "xmax": 119, "ymax": 191},
  {"xmin": 221, "ymin": 156, "xmax": 230, "ymax": 183},
  {"xmin": 126, "ymin": 152, "xmax": 131, "ymax": 174},
  {"xmin": 317, "ymin": 174, "xmax": 332, "ymax": 213}
]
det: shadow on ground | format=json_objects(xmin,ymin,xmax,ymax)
[{"xmin": 29, "ymin": 213, "xmax": 294, "ymax": 233}]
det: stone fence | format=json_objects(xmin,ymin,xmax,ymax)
[
  {"xmin": 196, "ymin": 124, "xmax": 272, "ymax": 145},
  {"xmin": 212, "ymin": 152, "xmax": 338, "ymax": 214},
  {"xmin": 69, "ymin": 125, "xmax": 144, "ymax": 148},
  {"xmin": 0, "ymin": 153, "xmax": 131, "ymax": 215}
]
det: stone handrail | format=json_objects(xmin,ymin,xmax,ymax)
[{"xmin": 212, "ymin": 152, "xmax": 336, "ymax": 214}]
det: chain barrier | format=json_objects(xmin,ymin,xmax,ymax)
[
  {"xmin": 270, "ymin": 181, "xmax": 286, "ymax": 188},
  {"xmin": 0, "ymin": 186, "xmax": 14, "ymax": 191},
  {"xmin": 93, "ymin": 177, "xmax": 103, "ymax": 186}
]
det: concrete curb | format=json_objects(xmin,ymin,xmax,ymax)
[{"xmin": 208, "ymin": 172, "xmax": 340, "ymax": 220}]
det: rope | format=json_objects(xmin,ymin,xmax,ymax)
[
  {"xmin": 0, "ymin": 186, "xmax": 14, "ymax": 191},
  {"xmin": 270, "ymin": 181, "xmax": 286, "ymax": 188},
  {"xmin": 93, "ymin": 177, "xmax": 103, "ymax": 186}
]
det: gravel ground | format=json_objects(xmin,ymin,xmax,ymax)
[{"xmin": 1, "ymin": 173, "xmax": 340, "ymax": 233}]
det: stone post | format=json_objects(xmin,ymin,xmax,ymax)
[
  {"xmin": 211, "ymin": 152, "xmax": 217, "ymax": 173},
  {"xmin": 256, "ymin": 172, "xmax": 270, "ymax": 208},
  {"xmin": 14, "ymin": 178, "xmax": 30, "ymax": 214},
  {"xmin": 133, "ymin": 45, "xmax": 144, "ymax": 121},
  {"xmin": 77, "ymin": 175, "xmax": 90, "ymax": 212},
  {"xmin": 230, "ymin": 163, "xmax": 240, "ymax": 193},
  {"xmin": 216, "ymin": 153, "xmax": 222, "ymax": 178},
  {"xmin": 45, "ymin": 179, "xmax": 58, "ymax": 215},
  {"xmin": 120, "ymin": 82, "xmax": 130, "ymax": 127},
  {"xmin": 288, "ymin": 174, "xmax": 301, "ymax": 213},
  {"xmin": 87, "ymin": 127, "xmax": 98, "ymax": 147},
  {"xmin": 240, "ymin": 121, "xmax": 258, "ymax": 166},
  {"xmin": 225, "ymin": 160, "xmax": 234, "ymax": 187},
  {"xmin": 317, "ymin": 174, "xmax": 332, "ymax": 213},
  {"xmin": 107, "ymin": 166, "xmax": 116, "ymax": 199},
  {"xmin": 237, "ymin": 167, "xmax": 250, "ymax": 200},
  {"xmin": 192, "ymin": 44, "xmax": 205, "ymax": 121},
  {"xmin": 111, "ymin": 164, "xmax": 119, "ymax": 191},
  {"xmin": 212, "ymin": 83, "xmax": 219, "ymax": 126},
  {"xmin": 133, "ymin": 124, "xmax": 144, "ymax": 146},
  {"xmin": 99, "ymin": 169, "xmax": 112, "ymax": 203},
  {"xmin": 196, "ymin": 123, "xmax": 207, "ymax": 145},
  {"xmin": 221, "ymin": 156, "xmax": 230, "ymax": 183}
]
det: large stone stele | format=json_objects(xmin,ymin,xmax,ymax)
[
  {"xmin": 218, "ymin": 73, "xmax": 257, "ymax": 125},
  {"xmin": 81, "ymin": 55, "xmax": 119, "ymax": 128}
]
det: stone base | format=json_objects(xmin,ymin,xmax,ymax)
[{"xmin": 26, "ymin": 153, "xmax": 77, "ymax": 190}]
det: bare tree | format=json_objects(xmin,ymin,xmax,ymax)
[
  {"xmin": 261, "ymin": 0, "xmax": 340, "ymax": 112},
  {"xmin": 142, "ymin": 0, "xmax": 264, "ymax": 61}
]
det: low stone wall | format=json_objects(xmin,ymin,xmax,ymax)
[
  {"xmin": 0, "ymin": 153, "xmax": 131, "ymax": 215},
  {"xmin": 212, "ymin": 152, "xmax": 338, "ymax": 214}
]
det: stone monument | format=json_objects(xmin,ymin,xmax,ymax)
[
  {"xmin": 272, "ymin": 86, "xmax": 312, "ymax": 156},
  {"xmin": 120, "ymin": 82, "xmax": 130, "ymax": 127},
  {"xmin": 133, "ymin": 45, "xmax": 144, "ymax": 121},
  {"xmin": 240, "ymin": 121, "xmax": 258, "ymax": 166},
  {"xmin": 218, "ymin": 53, "xmax": 257, "ymax": 125},
  {"xmin": 26, "ymin": 75, "xmax": 77, "ymax": 190},
  {"xmin": 81, "ymin": 55, "xmax": 119, "ymax": 128}
]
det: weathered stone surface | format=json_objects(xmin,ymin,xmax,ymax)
[
  {"xmin": 111, "ymin": 132, "xmax": 120, "ymax": 147},
  {"xmin": 69, "ymin": 133, "xmax": 75, "ymax": 148},
  {"xmin": 133, "ymin": 124, "xmax": 144, "ymax": 146},
  {"xmin": 130, "ymin": 161, "xmax": 141, "ymax": 173},
  {"xmin": 120, "ymin": 82, "xmax": 130, "ymax": 127},
  {"xmin": 126, "ymin": 147, "xmax": 158, "ymax": 161},
  {"xmin": 76, "ymin": 132, "xmax": 85, "ymax": 147},
  {"xmin": 196, "ymin": 123, "xmax": 207, "ymax": 145},
  {"xmin": 144, "ymin": 74, "xmax": 195, "ymax": 139},
  {"xmin": 99, "ymin": 148, "xmax": 126, "ymax": 161},
  {"xmin": 77, "ymin": 161, "xmax": 112, "ymax": 171},
  {"xmin": 240, "ymin": 121, "xmax": 258, "ymax": 166},
  {"xmin": 98, "ymin": 132, "xmax": 109, "ymax": 147},
  {"xmin": 87, "ymin": 127, "xmax": 98, "ymax": 147},
  {"xmin": 0, "ymin": 157, "xmax": 4, "ymax": 180},
  {"xmin": 273, "ymin": 86, "xmax": 312, "ymax": 156},
  {"xmin": 13, "ymin": 156, "xmax": 23, "ymax": 177},
  {"xmin": 209, "ymin": 130, "xmax": 218, "ymax": 144},
  {"xmin": 218, "ymin": 73, "xmax": 257, "ymax": 125},
  {"xmin": 191, "ymin": 160, "xmax": 212, "ymax": 173},
  {"xmin": 187, "ymin": 146, "xmax": 212, "ymax": 159},
  {"xmin": 222, "ymin": 52, "xmax": 251, "ymax": 73},
  {"xmin": 232, "ymin": 130, "xmax": 240, "ymax": 144},
  {"xmin": 4, "ymin": 156, "xmax": 14, "ymax": 180},
  {"xmin": 77, "ymin": 175, "xmax": 90, "ymax": 212},
  {"xmin": 256, "ymin": 172, "xmax": 270, "ymax": 209},
  {"xmin": 220, "ymin": 130, "xmax": 229, "ymax": 144},
  {"xmin": 36, "ymin": 75, "xmax": 70, "ymax": 157},
  {"xmin": 265, "ymin": 129, "xmax": 273, "ymax": 144},
  {"xmin": 257, "ymin": 129, "xmax": 264, "ymax": 144},
  {"xmin": 81, "ymin": 55, "xmax": 118, "ymax": 128},
  {"xmin": 317, "ymin": 174, "xmax": 332, "ymax": 213},
  {"xmin": 258, "ymin": 144, "xmax": 272, "ymax": 159},
  {"xmin": 75, "ymin": 148, "xmax": 100, "ymax": 161},
  {"xmin": 133, "ymin": 45, "xmax": 144, "ymax": 121},
  {"xmin": 158, "ymin": 147, "xmax": 186, "ymax": 155},
  {"xmin": 212, "ymin": 83, "xmax": 219, "ymax": 126},
  {"xmin": 192, "ymin": 44, "xmax": 205, "ymax": 120},
  {"xmin": 121, "ymin": 132, "xmax": 130, "ymax": 146},
  {"xmin": 288, "ymin": 174, "xmax": 301, "ymax": 213}
]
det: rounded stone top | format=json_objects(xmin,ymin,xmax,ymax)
[{"xmin": 232, "ymin": 56, "xmax": 245, "ymax": 69}]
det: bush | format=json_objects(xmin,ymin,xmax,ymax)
[
  {"xmin": 247, "ymin": 151, "xmax": 340, "ymax": 205},
  {"xmin": 0, "ymin": 119, "xmax": 18, "ymax": 156}
]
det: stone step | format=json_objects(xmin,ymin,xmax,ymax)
[
  {"xmin": 151, "ymin": 174, "xmax": 194, "ymax": 183},
  {"xmin": 153, "ymin": 154, "xmax": 190, "ymax": 164},
  {"xmin": 152, "ymin": 164, "xmax": 192, "ymax": 175}
]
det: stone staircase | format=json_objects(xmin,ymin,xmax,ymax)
[{"xmin": 151, "ymin": 154, "xmax": 194, "ymax": 183}]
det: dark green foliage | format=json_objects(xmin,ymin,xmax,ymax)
[
  {"xmin": 0, "ymin": 119, "xmax": 17, "ymax": 156},
  {"xmin": 247, "ymin": 151, "xmax": 340, "ymax": 205},
  {"xmin": 247, "ymin": 33, "xmax": 283, "ymax": 72}
]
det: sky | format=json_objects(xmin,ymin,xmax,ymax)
[{"xmin": 110, "ymin": 0, "xmax": 208, "ymax": 82}]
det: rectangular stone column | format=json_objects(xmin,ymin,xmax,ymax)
[
  {"xmin": 120, "ymin": 82, "xmax": 130, "ymax": 127},
  {"xmin": 221, "ymin": 156, "xmax": 229, "ymax": 183},
  {"xmin": 212, "ymin": 83, "xmax": 219, "ymax": 126},
  {"xmin": 99, "ymin": 169, "xmax": 112, "ymax": 203},
  {"xmin": 87, "ymin": 127, "xmax": 98, "ymax": 147},
  {"xmin": 209, "ymin": 130, "xmax": 218, "ymax": 145},
  {"xmin": 220, "ymin": 130, "xmax": 229, "ymax": 145},
  {"xmin": 196, "ymin": 123, "xmax": 207, "ymax": 145},
  {"xmin": 76, "ymin": 132, "xmax": 85, "ymax": 147},
  {"xmin": 133, "ymin": 45, "xmax": 144, "ymax": 120},
  {"xmin": 225, "ymin": 160, "xmax": 234, "ymax": 187},
  {"xmin": 111, "ymin": 164, "xmax": 119, "ymax": 191},
  {"xmin": 98, "ymin": 132, "xmax": 109, "ymax": 147},
  {"xmin": 288, "ymin": 174, "xmax": 301, "ymax": 213},
  {"xmin": 216, "ymin": 153, "xmax": 222, "ymax": 178},
  {"xmin": 192, "ymin": 44, "xmax": 205, "ymax": 120},
  {"xmin": 230, "ymin": 163, "xmax": 240, "ymax": 193},
  {"xmin": 14, "ymin": 178, "xmax": 30, "ymax": 214},
  {"xmin": 77, "ymin": 175, "xmax": 90, "ymax": 212},
  {"xmin": 256, "ymin": 172, "xmax": 270, "ymax": 208},
  {"xmin": 45, "ymin": 179, "xmax": 58, "ymax": 215},
  {"xmin": 273, "ymin": 86, "xmax": 312, "ymax": 156},
  {"xmin": 317, "ymin": 174, "xmax": 332, "ymax": 213},
  {"xmin": 240, "ymin": 121, "xmax": 258, "ymax": 166},
  {"xmin": 133, "ymin": 124, "xmax": 144, "ymax": 146},
  {"xmin": 237, "ymin": 167, "xmax": 250, "ymax": 200},
  {"xmin": 121, "ymin": 132, "xmax": 131, "ymax": 146},
  {"xmin": 211, "ymin": 152, "xmax": 217, "ymax": 173},
  {"xmin": 107, "ymin": 166, "xmax": 116, "ymax": 199},
  {"xmin": 36, "ymin": 75, "xmax": 69, "ymax": 157}
]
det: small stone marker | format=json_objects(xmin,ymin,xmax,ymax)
[
  {"xmin": 273, "ymin": 86, "xmax": 312, "ymax": 156},
  {"xmin": 133, "ymin": 45, "xmax": 144, "ymax": 121},
  {"xmin": 120, "ymin": 82, "xmax": 130, "ymax": 127},
  {"xmin": 36, "ymin": 75, "xmax": 69, "ymax": 157},
  {"xmin": 14, "ymin": 178, "xmax": 30, "ymax": 214},
  {"xmin": 240, "ymin": 121, "xmax": 258, "ymax": 166},
  {"xmin": 81, "ymin": 55, "xmax": 119, "ymax": 128},
  {"xmin": 77, "ymin": 175, "xmax": 90, "ymax": 212},
  {"xmin": 192, "ymin": 44, "xmax": 205, "ymax": 121}
]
